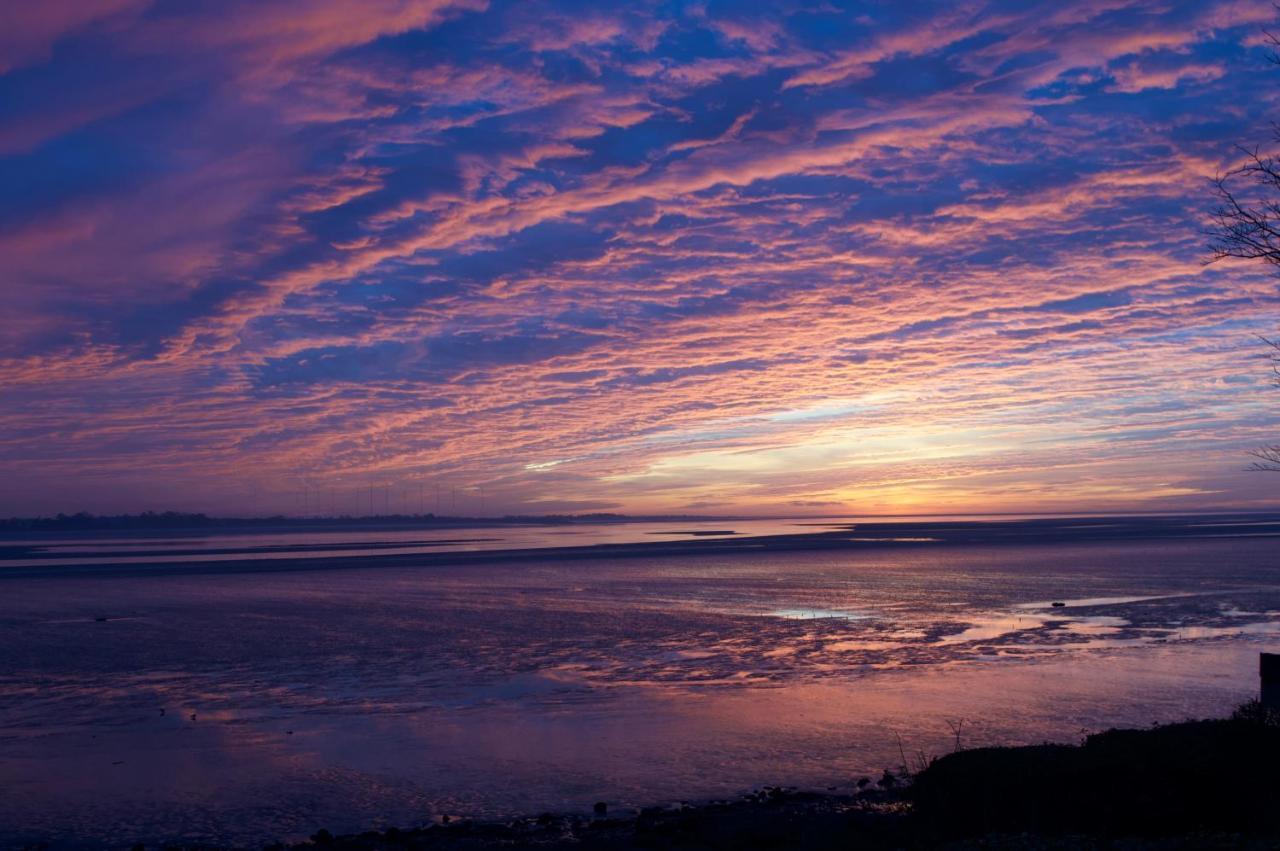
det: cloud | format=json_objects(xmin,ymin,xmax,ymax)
[
  {"xmin": 0, "ymin": 0, "xmax": 146, "ymax": 73},
  {"xmin": 1, "ymin": 0, "xmax": 1279, "ymax": 516},
  {"xmin": 1108, "ymin": 58, "xmax": 1227, "ymax": 92}
]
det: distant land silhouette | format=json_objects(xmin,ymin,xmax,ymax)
[{"xmin": 0, "ymin": 510, "xmax": 732, "ymax": 533}]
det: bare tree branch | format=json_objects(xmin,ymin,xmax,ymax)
[
  {"xmin": 1207, "ymin": 145, "xmax": 1280, "ymax": 267},
  {"xmin": 1249, "ymin": 445, "xmax": 1280, "ymax": 472},
  {"xmin": 1204, "ymin": 15, "xmax": 1280, "ymax": 471}
]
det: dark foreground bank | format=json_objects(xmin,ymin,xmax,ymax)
[{"xmin": 94, "ymin": 705, "xmax": 1280, "ymax": 851}]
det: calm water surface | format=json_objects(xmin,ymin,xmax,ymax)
[
  {"xmin": 1, "ymin": 530, "xmax": 1278, "ymax": 848},
  {"xmin": 0, "ymin": 518, "xmax": 817, "ymax": 568}
]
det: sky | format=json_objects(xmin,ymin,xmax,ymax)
[{"xmin": 2, "ymin": 0, "xmax": 1280, "ymax": 518}]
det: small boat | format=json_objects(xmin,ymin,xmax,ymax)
[{"xmin": 1051, "ymin": 601, "xmax": 1066, "ymax": 608}]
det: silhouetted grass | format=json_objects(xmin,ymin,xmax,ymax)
[{"xmin": 912, "ymin": 702, "xmax": 1280, "ymax": 839}]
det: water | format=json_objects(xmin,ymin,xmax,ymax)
[
  {"xmin": 0, "ymin": 518, "xmax": 818, "ymax": 569},
  {"xmin": 1, "ymin": 524, "xmax": 1279, "ymax": 848},
  {"xmin": 0, "ymin": 513, "xmax": 1196, "ymax": 570}
]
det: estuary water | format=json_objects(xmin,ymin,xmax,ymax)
[
  {"xmin": 0, "ymin": 518, "xmax": 813, "ymax": 569},
  {"xmin": 1, "ymin": 517, "xmax": 1279, "ymax": 848}
]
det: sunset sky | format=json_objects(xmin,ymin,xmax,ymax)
[{"xmin": 2, "ymin": 0, "xmax": 1280, "ymax": 517}]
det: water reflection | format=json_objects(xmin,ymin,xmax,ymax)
[
  {"xmin": 2, "ymin": 536, "xmax": 1279, "ymax": 847},
  {"xmin": 0, "ymin": 519, "xmax": 817, "ymax": 569}
]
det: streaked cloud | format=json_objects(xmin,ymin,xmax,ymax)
[{"xmin": 1, "ymin": 0, "xmax": 1278, "ymax": 516}]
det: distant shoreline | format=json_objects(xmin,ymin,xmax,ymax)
[
  {"xmin": 0, "ymin": 510, "xmax": 740, "ymax": 535},
  {"xmin": 5, "ymin": 507, "xmax": 1278, "ymax": 535}
]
